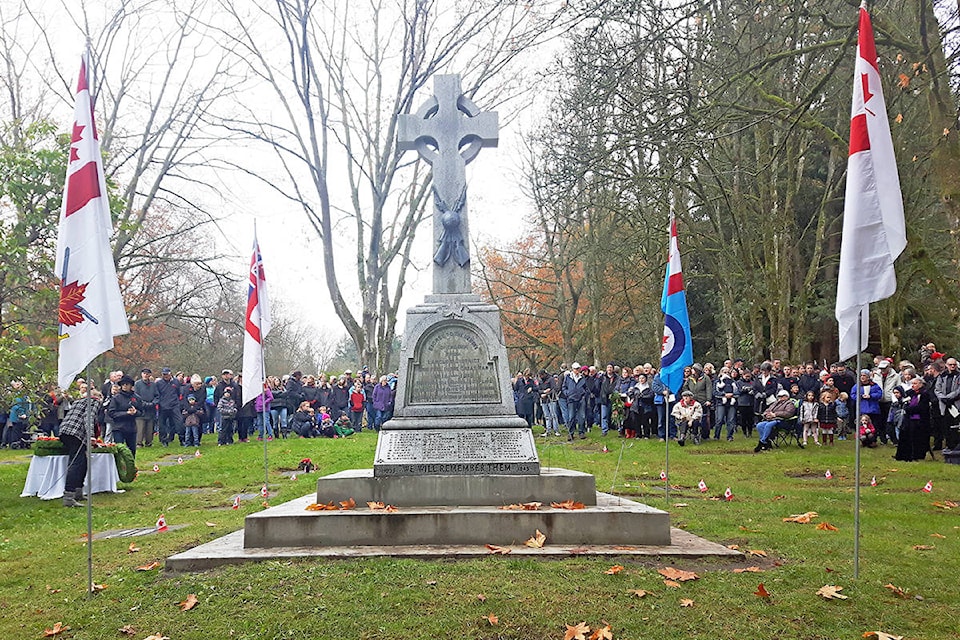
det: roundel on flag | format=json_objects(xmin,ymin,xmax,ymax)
[{"xmin": 661, "ymin": 314, "xmax": 686, "ymax": 367}]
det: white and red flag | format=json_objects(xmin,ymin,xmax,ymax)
[
  {"xmin": 156, "ymin": 514, "xmax": 168, "ymax": 532},
  {"xmin": 923, "ymin": 480, "xmax": 933, "ymax": 493},
  {"xmin": 724, "ymin": 487, "xmax": 733, "ymax": 501},
  {"xmin": 870, "ymin": 475, "xmax": 877, "ymax": 487},
  {"xmin": 835, "ymin": 3, "xmax": 906, "ymax": 360},
  {"xmin": 55, "ymin": 52, "xmax": 129, "ymax": 389},
  {"xmin": 698, "ymin": 479, "xmax": 708, "ymax": 493},
  {"xmin": 232, "ymin": 495, "xmax": 241, "ymax": 510},
  {"xmin": 825, "ymin": 469, "xmax": 833, "ymax": 479},
  {"xmin": 242, "ymin": 230, "xmax": 272, "ymax": 406},
  {"xmin": 260, "ymin": 485, "xmax": 269, "ymax": 498},
  {"xmin": 152, "ymin": 464, "xmax": 160, "ymax": 473},
  {"xmin": 660, "ymin": 470, "xmax": 668, "ymax": 481}
]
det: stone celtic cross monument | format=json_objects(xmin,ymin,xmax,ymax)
[{"xmin": 374, "ymin": 74, "xmax": 539, "ymax": 477}]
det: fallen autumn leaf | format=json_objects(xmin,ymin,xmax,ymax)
[{"xmin": 179, "ymin": 593, "xmax": 199, "ymax": 611}]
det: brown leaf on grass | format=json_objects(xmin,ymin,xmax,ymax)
[
  {"xmin": 613, "ymin": 545, "xmax": 637, "ymax": 551},
  {"xmin": 663, "ymin": 579, "xmax": 681, "ymax": 588},
  {"xmin": 42, "ymin": 622, "xmax": 70, "ymax": 637},
  {"xmin": 205, "ymin": 522, "xmax": 217, "ymax": 527},
  {"xmin": 524, "ymin": 529, "xmax": 547, "ymax": 548},
  {"xmin": 773, "ymin": 495, "xmax": 786, "ymax": 501},
  {"xmin": 658, "ymin": 567, "xmax": 699, "ymax": 582},
  {"xmin": 737, "ymin": 526, "xmax": 760, "ymax": 533},
  {"xmin": 142, "ymin": 635, "xmax": 171, "ymax": 640},
  {"xmin": 367, "ymin": 501, "xmax": 385, "ymax": 510},
  {"xmin": 91, "ymin": 583, "xmax": 107, "ymax": 592},
  {"xmin": 783, "ymin": 511, "xmax": 818, "ymax": 523},
  {"xmin": 816, "ymin": 584, "xmax": 848, "ymax": 600},
  {"xmin": 912, "ymin": 544, "xmax": 934, "ymax": 551},
  {"xmin": 45, "ymin": 585, "xmax": 61, "ymax": 594},
  {"xmin": 127, "ymin": 542, "xmax": 140, "ymax": 553},
  {"xmin": 590, "ymin": 624, "xmax": 613, "ymax": 640},
  {"xmin": 726, "ymin": 544, "xmax": 740, "ymax": 550},
  {"xmin": 627, "ymin": 589, "xmax": 652, "ymax": 598},
  {"xmin": 816, "ymin": 522, "xmax": 839, "ymax": 531},
  {"xmin": 135, "ymin": 562, "xmax": 161, "ymax": 571},
  {"xmin": 476, "ymin": 594, "xmax": 486, "ymax": 602},
  {"xmin": 679, "ymin": 598, "xmax": 695, "ymax": 607},
  {"xmin": 863, "ymin": 633, "xmax": 904, "ymax": 640},
  {"xmin": 732, "ymin": 566, "xmax": 763, "ymax": 573},
  {"xmin": 564, "ymin": 621, "xmax": 591, "ymax": 640},
  {"xmin": 932, "ymin": 500, "xmax": 959, "ymax": 509},
  {"xmin": 930, "ymin": 533, "xmax": 946, "ymax": 539},
  {"xmin": 551, "ymin": 500, "xmax": 586, "ymax": 510},
  {"xmin": 117, "ymin": 624, "xmax": 136, "ymax": 636},
  {"xmin": 485, "ymin": 544, "xmax": 511, "ymax": 555},
  {"xmin": 747, "ymin": 549, "xmax": 767, "ymax": 557},
  {"xmin": 483, "ymin": 613, "xmax": 498, "ymax": 626},
  {"xmin": 754, "ymin": 583, "xmax": 771, "ymax": 599},
  {"xmin": 339, "ymin": 497, "xmax": 356, "ymax": 510},
  {"xmin": 884, "ymin": 583, "xmax": 908, "ymax": 599},
  {"xmin": 604, "ymin": 564, "xmax": 624, "ymax": 575},
  {"xmin": 178, "ymin": 593, "xmax": 199, "ymax": 611}
]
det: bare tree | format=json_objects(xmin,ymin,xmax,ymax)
[{"xmin": 213, "ymin": 0, "xmax": 575, "ymax": 373}]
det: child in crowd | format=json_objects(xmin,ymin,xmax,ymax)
[
  {"xmin": 817, "ymin": 389, "xmax": 838, "ymax": 445},
  {"xmin": 799, "ymin": 390, "xmax": 820, "ymax": 446},
  {"xmin": 888, "ymin": 387, "xmax": 905, "ymax": 443},
  {"xmin": 182, "ymin": 395, "xmax": 204, "ymax": 447},
  {"xmin": 349, "ymin": 381, "xmax": 365, "ymax": 432},
  {"xmin": 859, "ymin": 414, "xmax": 878, "ymax": 448},
  {"xmin": 334, "ymin": 414, "xmax": 355, "ymax": 438},
  {"xmin": 835, "ymin": 392, "xmax": 850, "ymax": 440},
  {"xmin": 216, "ymin": 390, "xmax": 237, "ymax": 445}
]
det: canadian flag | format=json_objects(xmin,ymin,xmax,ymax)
[
  {"xmin": 194, "ymin": 450, "xmax": 202, "ymax": 458},
  {"xmin": 156, "ymin": 514, "xmax": 168, "ymax": 532},
  {"xmin": 242, "ymin": 229, "xmax": 273, "ymax": 406},
  {"xmin": 698, "ymin": 479, "xmax": 708, "ymax": 493},
  {"xmin": 55, "ymin": 52, "xmax": 129, "ymax": 389},
  {"xmin": 825, "ymin": 469, "xmax": 833, "ymax": 479},
  {"xmin": 261, "ymin": 485, "xmax": 269, "ymax": 498},
  {"xmin": 153, "ymin": 464, "xmax": 160, "ymax": 473},
  {"xmin": 870, "ymin": 476, "xmax": 877, "ymax": 487},
  {"xmin": 232, "ymin": 496, "xmax": 241, "ymax": 510},
  {"xmin": 177, "ymin": 456, "xmax": 183, "ymax": 465},
  {"xmin": 835, "ymin": 3, "xmax": 907, "ymax": 360},
  {"xmin": 923, "ymin": 481, "xmax": 933, "ymax": 493},
  {"xmin": 291, "ymin": 474, "xmax": 297, "ymax": 481},
  {"xmin": 660, "ymin": 471, "xmax": 668, "ymax": 481},
  {"xmin": 724, "ymin": 487, "xmax": 733, "ymax": 501}
]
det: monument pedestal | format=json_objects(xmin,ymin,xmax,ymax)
[{"xmin": 375, "ymin": 293, "xmax": 540, "ymax": 477}]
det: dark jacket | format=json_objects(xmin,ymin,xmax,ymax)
[
  {"xmin": 108, "ymin": 389, "xmax": 141, "ymax": 432},
  {"xmin": 155, "ymin": 378, "xmax": 182, "ymax": 411},
  {"xmin": 599, "ymin": 374, "xmax": 621, "ymax": 406},
  {"xmin": 562, "ymin": 374, "xmax": 589, "ymax": 402}
]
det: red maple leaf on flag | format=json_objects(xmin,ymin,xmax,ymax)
[{"xmin": 59, "ymin": 280, "xmax": 89, "ymax": 326}]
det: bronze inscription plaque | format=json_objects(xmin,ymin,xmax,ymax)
[{"xmin": 408, "ymin": 323, "xmax": 501, "ymax": 404}]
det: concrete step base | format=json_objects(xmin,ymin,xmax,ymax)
[
  {"xmin": 315, "ymin": 467, "xmax": 597, "ymax": 507},
  {"xmin": 243, "ymin": 492, "xmax": 670, "ymax": 549},
  {"xmin": 165, "ymin": 526, "xmax": 740, "ymax": 573}
]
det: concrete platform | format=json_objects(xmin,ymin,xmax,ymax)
[
  {"xmin": 166, "ymin": 521, "xmax": 739, "ymax": 573},
  {"xmin": 316, "ymin": 467, "xmax": 597, "ymax": 506},
  {"xmin": 244, "ymin": 492, "xmax": 669, "ymax": 548}
]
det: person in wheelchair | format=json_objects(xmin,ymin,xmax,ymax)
[
  {"xmin": 754, "ymin": 389, "xmax": 798, "ymax": 452},
  {"xmin": 672, "ymin": 390, "xmax": 703, "ymax": 446}
]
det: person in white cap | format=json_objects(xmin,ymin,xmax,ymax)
[
  {"xmin": 754, "ymin": 389, "xmax": 797, "ymax": 452},
  {"xmin": 873, "ymin": 359, "xmax": 899, "ymax": 444},
  {"xmin": 561, "ymin": 362, "xmax": 589, "ymax": 441}
]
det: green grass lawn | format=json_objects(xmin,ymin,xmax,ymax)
[{"xmin": 0, "ymin": 429, "xmax": 956, "ymax": 639}]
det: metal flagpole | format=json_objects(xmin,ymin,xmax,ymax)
[
  {"xmin": 854, "ymin": 312, "xmax": 863, "ymax": 579},
  {"xmin": 260, "ymin": 340, "xmax": 269, "ymax": 494},
  {"xmin": 84, "ymin": 364, "xmax": 94, "ymax": 596},
  {"xmin": 664, "ymin": 393, "xmax": 671, "ymax": 501}
]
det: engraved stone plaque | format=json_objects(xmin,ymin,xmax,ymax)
[
  {"xmin": 374, "ymin": 428, "xmax": 540, "ymax": 476},
  {"xmin": 407, "ymin": 322, "xmax": 501, "ymax": 405}
]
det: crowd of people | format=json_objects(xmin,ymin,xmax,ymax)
[
  {"xmin": 1, "ymin": 366, "xmax": 398, "ymax": 459},
  {"xmin": 513, "ymin": 343, "xmax": 957, "ymax": 459}
]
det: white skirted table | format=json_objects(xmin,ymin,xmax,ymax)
[{"xmin": 20, "ymin": 453, "xmax": 120, "ymax": 500}]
